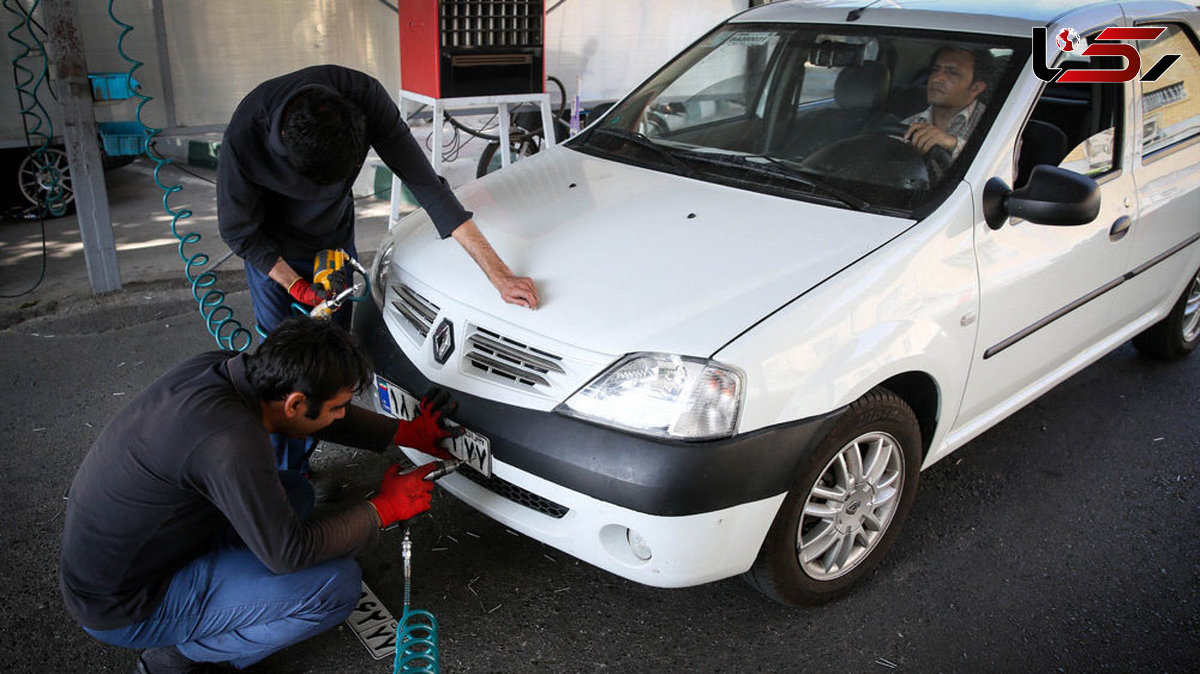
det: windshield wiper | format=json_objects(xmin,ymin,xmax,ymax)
[
  {"xmin": 674, "ymin": 151, "xmax": 873, "ymax": 212},
  {"xmin": 583, "ymin": 127, "xmax": 697, "ymax": 177}
]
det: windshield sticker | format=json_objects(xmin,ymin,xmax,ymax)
[{"xmin": 725, "ymin": 32, "xmax": 774, "ymax": 47}]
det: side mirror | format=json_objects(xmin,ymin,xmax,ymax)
[{"xmin": 983, "ymin": 165, "xmax": 1101, "ymax": 230}]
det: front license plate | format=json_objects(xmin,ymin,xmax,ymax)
[{"xmin": 374, "ymin": 375, "xmax": 492, "ymax": 477}]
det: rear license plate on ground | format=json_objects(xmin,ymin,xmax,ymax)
[
  {"xmin": 347, "ymin": 581, "xmax": 397, "ymax": 660},
  {"xmin": 374, "ymin": 375, "xmax": 492, "ymax": 477}
]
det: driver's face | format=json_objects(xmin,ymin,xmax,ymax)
[{"xmin": 926, "ymin": 49, "xmax": 982, "ymax": 111}]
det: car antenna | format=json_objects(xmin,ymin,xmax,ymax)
[{"xmin": 847, "ymin": 0, "xmax": 883, "ymax": 22}]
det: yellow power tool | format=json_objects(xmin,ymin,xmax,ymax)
[{"xmin": 309, "ymin": 248, "xmax": 369, "ymax": 320}]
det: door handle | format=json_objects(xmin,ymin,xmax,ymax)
[{"xmin": 1109, "ymin": 216, "xmax": 1132, "ymax": 242}]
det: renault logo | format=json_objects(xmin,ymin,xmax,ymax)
[{"xmin": 432, "ymin": 319, "xmax": 455, "ymax": 365}]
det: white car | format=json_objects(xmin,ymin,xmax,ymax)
[{"xmin": 354, "ymin": 0, "xmax": 1200, "ymax": 605}]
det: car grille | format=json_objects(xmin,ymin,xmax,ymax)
[
  {"xmin": 459, "ymin": 468, "xmax": 569, "ymax": 519},
  {"xmin": 390, "ymin": 283, "xmax": 440, "ymax": 341},
  {"xmin": 464, "ymin": 325, "xmax": 565, "ymax": 390}
]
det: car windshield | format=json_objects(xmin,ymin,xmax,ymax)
[{"xmin": 568, "ymin": 23, "xmax": 1028, "ymax": 214}]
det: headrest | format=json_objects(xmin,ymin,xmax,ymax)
[
  {"xmin": 834, "ymin": 61, "xmax": 891, "ymax": 111},
  {"xmin": 810, "ymin": 41, "xmax": 864, "ymax": 68}
]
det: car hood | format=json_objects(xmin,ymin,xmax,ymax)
[{"xmin": 388, "ymin": 146, "xmax": 914, "ymax": 357}]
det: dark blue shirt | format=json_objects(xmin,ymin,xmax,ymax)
[
  {"xmin": 218, "ymin": 65, "xmax": 471, "ymax": 273},
  {"xmin": 59, "ymin": 352, "xmax": 394, "ymax": 630}
]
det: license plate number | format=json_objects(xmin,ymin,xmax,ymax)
[
  {"xmin": 374, "ymin": 375, "xmax": 492, "ymax": 477},
  {"xmin": 346, "ymin": 582, "xmax": 397, "ymax": 660}
]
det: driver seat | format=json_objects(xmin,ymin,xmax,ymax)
[{"xmin": 783, "ymin": 61, "xmax": 891, "ymax": 158}]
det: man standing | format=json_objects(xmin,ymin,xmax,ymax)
[
  {"xmin": 60, "ymin": 317, "xmax": 459, "ymax": 673},
  {"xmin": 218, "ymin": 64, "xmax": 536, "ymax": 471},
  {"xmin": 903, "ymin": 46, "xmax": 992, "ymax": 163},
  {"xmin": 219, "ymin": 65, "xmax": 540, "ymax": 324}
]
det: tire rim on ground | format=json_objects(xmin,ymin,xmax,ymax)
[
  {"xmin": 18, "ymin": 148, "xmax": 74, "ymax": 211},
  {"xmin": 797, "ymin": 431, "xmax": 905, "ymax": 581}
]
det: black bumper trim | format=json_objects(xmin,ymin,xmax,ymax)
[
  {"xmin": 457, "ymin": 468, "xmax": 570, "ymax": 518},
  {"xmin": 354, "ymin": 300, "xmax": 842, "ymax": 517}
]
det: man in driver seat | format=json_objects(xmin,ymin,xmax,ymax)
[{"xmin": 903, "ymin": 46, "xmax": 992, "ymax": 162}]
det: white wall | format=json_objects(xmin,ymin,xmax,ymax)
[
  {"xmin": 545, "ymin": 0, "xmax": 744, "ymax": 104},
  {"xmin": 0, "ymin": 0, "xmax": 746, "ymax": 145}
]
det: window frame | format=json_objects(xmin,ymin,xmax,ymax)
[{"xmin": 1136, "ymin": 20, "xmax": 1200, "ymax": 163}]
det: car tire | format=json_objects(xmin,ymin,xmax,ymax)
[
  {"xmin": 17, "ymin": 147, "xmax": 74, "ymax": 217},
  {"xmin": 745, "ymin": 387, "xmax": 921, "ymax": 606},
  {"xmin": 1132, "ymin": 265, "xmax": 1200, "ymax": 360}
]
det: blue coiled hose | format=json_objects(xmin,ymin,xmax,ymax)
[
  {"xmin": 5, "ymin": 0, "xmax": 68, "ymax": 218},
  {"xmin": 395, "ymin": 528, "xmax": 441, "ymax": 673},
  {"xmin": 395, "ymin": 608, "xmax": 440, "ymax": 673},
  {"xmin": 108, "ymin": 0, "xmax": 256, "ymax": 351}
]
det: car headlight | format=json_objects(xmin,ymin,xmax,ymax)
[
  {"xmin": 370, "ymin": 240, "xmax": 394, "ymax": 306},
  {"xmin": 556, "ymin": 353, "xmax": 743, "ymax": 441}
]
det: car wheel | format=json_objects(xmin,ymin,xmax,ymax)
[
  {"xmin": 1132, "ymin": 265, "xmax": 1200, "ymax": 360},
  {"xmin": 475, "ymin": 137, "xmax": 540, "ymax": 178},
  {"xmin": 18, "ymin": 147, "xmax": 74, "ymax": 216},
  {"xmin": 745, "ymin": 387, "xmax": 921, "ymax": 606}
]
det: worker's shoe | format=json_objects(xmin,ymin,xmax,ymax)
[{"xmin": 133, "ymin": 646, "xmax": 233, "ymax": 673}]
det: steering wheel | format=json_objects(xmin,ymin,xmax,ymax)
[
  {"xmin": 864, "ymin": 114, "xmax": 954, "ymax": 184},
  {"xmin": 799, "ymin": 134, "xmax": 931, "ymax": 192},
  {"xmin": 868, "ymin": 113, "xmax": 911, "ymax": 138}
]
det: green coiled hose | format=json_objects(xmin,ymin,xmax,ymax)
[
  {"xmin": 5, "ymin": 0, "xmax": 68, "ymax": 218},
  {"xmin": 108, "ymin": 0, "xmax": 257, "ymax": 351}
]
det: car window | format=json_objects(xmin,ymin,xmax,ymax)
[
  {"xmin": 1021, "ymin": 33, "xmax": 1124, "ymax": 187},
  {"xmin": 1139, "ymin": 23, "xmax": 1200, "ymax": 156},
  {"xmin": 571, "ymin": 24, "xmax": 1029, "ymax": 215}
]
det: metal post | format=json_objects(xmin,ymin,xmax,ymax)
[
  {"xmin": 151, "ymin": 0, "xmax": 177, "ymax": 130},
  {"xmin": 42, "ymin": 0, "xmax": 121, "ymax": 293}
]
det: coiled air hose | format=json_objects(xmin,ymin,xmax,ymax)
[
  {"xmin": 5, "ymin": 0, "xmax": 67, "ymax": 218},
  {"xmin": 1, "ymin": 0, "xmax": 55, "ymax": 299},
  {"xmin": 108, "ymin": 0, "xmax": 256, "ymax": 351},
  {"xmin": 394, "ymin": 528, "xmax": 441, "ymax": 674}
]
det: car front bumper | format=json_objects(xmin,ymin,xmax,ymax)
[{"xmin": 353, "ymin": 299, "xmax": 841, "ymax": 586}]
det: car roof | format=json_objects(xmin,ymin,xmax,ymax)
[{"xmin": 733, "ymin": 0, "xmax": 1196, "ymax": 37}]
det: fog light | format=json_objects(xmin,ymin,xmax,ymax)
[{"xmin": 627, "ymin": 528, "xmax": 652, "ymax": 561}]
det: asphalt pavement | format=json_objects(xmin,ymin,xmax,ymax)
[{"xmin": 0, "ymin": 156, "xmax": 1197, "ymax": 673}]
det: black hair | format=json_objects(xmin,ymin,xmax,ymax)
[
  {"xmin": 931, "ymin": 45, "xmax": 994, "ymax": 87},
  {"xmin": 279, "ymin": 88, "xmax": 368, "ymax": 185},
  {"xmin": 245, "ymin": 316, "xmax": 373, "ymax": 419}
]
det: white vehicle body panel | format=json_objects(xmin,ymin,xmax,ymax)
[
  {"xmin": 389, "ymin": 147, "xmax": 912, "ymax": 365},
  {"xmin": 362, "ymin": 0, "xmax": 1200, "ymax": 588},
  {"xmin": 401, "ymin": 448, "xmax": 786, "ymax": 587}
]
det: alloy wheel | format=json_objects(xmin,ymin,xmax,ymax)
[{"xmin": 797, "ymin": 431, "xmax": 905, "ymax": 581}]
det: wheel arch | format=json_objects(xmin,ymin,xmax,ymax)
[{"xmin": 877, "ymin": 370, "xmax": 940, "ymax": 459}]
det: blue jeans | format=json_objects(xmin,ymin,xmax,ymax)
[
  {"xmin": 83, "ymin": 472, "xmax": 361, "ymax": 669},
  {"xmin": 244, "ymin": 246, "xmax": 357, "ymax": 473}
]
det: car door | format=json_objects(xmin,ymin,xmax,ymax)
[
  {"xmin": 956, "ymin": 17, "xmax": 1139, "ymax": 431},
  {"xmin": 1110, "ymin": 18, "xmax": 1200, "ymax": 321}
]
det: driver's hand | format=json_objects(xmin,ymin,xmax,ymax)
[{"xmin": 904, "ymin": 123, "xmax": 958, "ymax": 155}]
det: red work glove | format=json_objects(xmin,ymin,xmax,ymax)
[
  {"xmin": 369, "ymin": 463, "xmax": 438, "ymax": 528},
  {"xmin": 393, "ymin": 387, "xmax": 464, "ymax": 460},
  {"xmin": 287, "ymin": 278, "xmax": 326, "ymax": 307}
]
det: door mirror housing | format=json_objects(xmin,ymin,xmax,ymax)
[{"xmin": 983, "ymin": 165, "xmax": 1101, "ymax": 230}]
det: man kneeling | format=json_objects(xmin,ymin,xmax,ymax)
[{"xmin": 60, "ymin": 317, "xmax": 459, "ymax": 672}]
